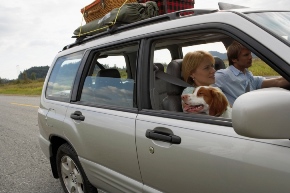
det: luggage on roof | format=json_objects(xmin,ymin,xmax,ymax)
[
  {"xmin": 74, "ymin": 1, "xmax": 158, "ymax": 37},
  {"xmin": 138, "ymin": 0, "xmax": 194, "ymax": 15},
  {"xmin": 81, "ymin": 0, "xmax": 137, "ymax": 23}
]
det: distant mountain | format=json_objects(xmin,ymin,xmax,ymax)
[
  {"xmin": 209, "ymin": 51, "xmax": 227, "ymax": 60},
  {"xmin": 18, "ymin": 66, "xmax": 49, "ymax": 80}
]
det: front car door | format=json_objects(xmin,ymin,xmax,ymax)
[{"xmin": 136, "ymin": 14, "xmax": 290, "ymax": 193}]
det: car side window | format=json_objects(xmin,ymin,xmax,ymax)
[
  {"xmin": 154, "ymin": 49, "xmax": 171, "ymax": 66},
  {"xmin": 80, "ymin": 44, "xmax": 138, "ymax": 108},
  {"xmin": 147, "ymin": 29, "xmax": 286, "ymax": 127},
  {"xmin": 45, "ymin": 51, "xmax": 84, "ymax": 102},
  {"xmin": 151, "ymin": 34, "xmax": 232, "ymax": 120}
]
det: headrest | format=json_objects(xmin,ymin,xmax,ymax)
[
  {"xmin": 166, "ymin": 59, "xmax": 184, "ymax": 95},
  {"xmin": 214, "ymin": 56, "xmax": 226, "ymax": 71},
  {"xmin": 167, "ymin": 59, "xmax": 183, "ymax": 79},
  {"xmin": 154, "ymin": 63, "xmax": 164, "ymax": 72},
  {"xmin": 97, "ymin": 69, "xmax": 121, "ymax": 78}
]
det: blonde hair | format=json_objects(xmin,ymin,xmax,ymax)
[{"xmin": 182, "ymin": 51, "xmax": 215, "ymax": 85}]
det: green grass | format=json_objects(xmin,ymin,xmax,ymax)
[
  {"xmin": 224, "ymin": 58, "xmax": 279, "ymax": 76},
  {"xmin": 0, "ymin": 80, "xmax": 44, "ymax": 95},
  {"xmin": 0, "ymin": 59, "xmax": 279, "ymax": 95},
  {"xmin": 249, "ymin": 58, "xmax": 279, "ymax": 76}
]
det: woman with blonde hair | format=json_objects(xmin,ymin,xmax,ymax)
[
  {"xmin": 182, "ymin": 50, "xmax": 216, "ymax": 87},
  {"xmin": 181, "ymin": 51, "xmax": 231, "ymax": 116}
]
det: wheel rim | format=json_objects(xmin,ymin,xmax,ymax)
[{"xmin": 61, "ymin": 155, "xmax": 84, "ymax": 193}]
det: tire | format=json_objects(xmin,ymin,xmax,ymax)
[{"xmin": 56, "ymin": 143, "xmax": 98, "ymax": 193}]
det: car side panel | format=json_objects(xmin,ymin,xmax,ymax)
[
  {"xmin": 136, "ymin": 114, "xmax": 290, "ymax": 193},
  {"xmin": 79, "ymin": 157, "xmax": 143, "ymax": 193},
  {"xmin": 63, "ymin": 104, "xmax": 142, "ymax": 192},
  {"xmin": 38, "ymin": 97, "xmax": 69, "ymax": 142}
]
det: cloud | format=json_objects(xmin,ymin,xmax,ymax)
[
  {"xmin": 0, "ymin": 0, "xmax": 92, "ymax": 79},
  {"xmin": 0, "ymin": 7, "xmax": 22, "ymax": 36},
  {"xmin": 28, "ymin": 39, "xmax": 57, "ymax": 47}
]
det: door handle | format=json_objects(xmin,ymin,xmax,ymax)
[
  {"xmin": 70, "ymin": 111, "xmax": 85, "ymax": 121},
  {"xmin": 146, "ymin": 129, "xmax": 181, "ymax": 144}
]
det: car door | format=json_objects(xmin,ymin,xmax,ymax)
[
  {"xmin": 135, "ymin": 28, "xmax": 290, "ymax": 193},
  {"xmin": 136, "ymin": 113, "xmax": 290, "ymax": 193},
  {"xmin": 63, "ymin": 43, "xmax": 143, "ymax": 193}
]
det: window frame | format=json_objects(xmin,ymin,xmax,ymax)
[
  {"xmin": 45, "ymin": 50, "xmax": 86, "ymax": 102},
  {"xmin": 141, "ymin": 22, "xmax": 290, "ymax": 127},
  {"xmin": 70, "ymin": 41, "xmax": 140, "ymax": 112}
]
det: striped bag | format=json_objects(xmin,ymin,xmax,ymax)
[{"xmin": 138, "ymin": 0, "xmax": 194, "ymax": 15}]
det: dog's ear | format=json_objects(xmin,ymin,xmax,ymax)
[{"xmin": 208, "ymin": 88, "xmax": 229, "ymax": 117}]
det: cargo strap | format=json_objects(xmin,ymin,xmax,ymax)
[{"xmin": 78, "ymin": 0, "xmax": 129, "ymax": 37}]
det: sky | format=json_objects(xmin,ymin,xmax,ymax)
[{"xmin": 0, "ymin": 0, "xmax": 289, "ymax": 80}]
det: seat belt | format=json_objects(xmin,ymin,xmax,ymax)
[
  {"xmin": 155, "ymin": 70, "xmax": 192, "ymax": 88},
  {"xmin": 245, "ymin": 82, "xmax": 250, "ymax": 93}
]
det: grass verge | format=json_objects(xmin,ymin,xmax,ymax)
[{"xmin": 0, "ymin": 80, "xmax": 44, "ymax": 95}]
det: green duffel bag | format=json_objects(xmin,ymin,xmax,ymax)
[{"xmin": 74, "ymin": 1, "xmax": 158, "ymax": 37}]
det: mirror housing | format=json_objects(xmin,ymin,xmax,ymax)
[{"xmin": 232, "ymin": 88, "xmax": 290, "ymax": 139}]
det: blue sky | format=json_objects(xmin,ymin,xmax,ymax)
[{"xmin": 0, "ymin": 0, "xmax": 289, "ymax": 79}]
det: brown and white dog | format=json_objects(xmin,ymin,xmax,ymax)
[{"xmin": 181, "ymin": 86, "xmax": 232, "ymax": 118}]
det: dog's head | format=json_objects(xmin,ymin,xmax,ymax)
[{"xmin": 181, "ymin": 86, "xmax": 229, "ymax": 117}]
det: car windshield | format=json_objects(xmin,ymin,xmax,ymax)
[{"xmin": 245, "ymin": 12, "xmax": 290, "ymax": 43}]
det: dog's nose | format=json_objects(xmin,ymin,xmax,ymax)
[{"xmin": 181, "ymin": 95, "xmax": 189, "ymax": 100}]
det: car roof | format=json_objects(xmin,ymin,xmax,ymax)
[
  {"xmin": 217, "ymin": 2, "xmax": 290, "ymax": 13},
  {"xmin": 61, "ymin": 4, "xmax": 290, "ymax": 53},
  {"xmin": 63, "ymin": 9, "xmax": 219, "ymax": 51},
  {"xmin": 223, "ymin": 8, "xmax": 290, "ymax": 13}
]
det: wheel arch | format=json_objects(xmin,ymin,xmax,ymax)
[{"xmin": 49, "ymin": 135, "xmax": 72, "ymax": 178}]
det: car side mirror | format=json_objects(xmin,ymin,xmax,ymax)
[{"xmin": 232, "ymin": 88, "xmax": 290, "ymax": 139}]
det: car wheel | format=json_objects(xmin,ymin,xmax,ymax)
[{"xmin": 56, "ymin": 143, "xmax": 98, "ymax": 193}]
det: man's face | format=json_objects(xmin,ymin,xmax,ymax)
[{"xmin": 233, "ymin": 48, "xmax": 252, "ymax": 71}]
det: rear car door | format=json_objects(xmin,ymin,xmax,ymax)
[{"xmin": 64, "ymin": 42, "xmax": 143, "ymax": 193}]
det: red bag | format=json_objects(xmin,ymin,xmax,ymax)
[{"xmin": 138, "ymin": 0, "xmax": 194, "ymax": 15}]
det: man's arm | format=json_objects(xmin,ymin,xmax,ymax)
[{"xmin": 261, "ymin": 77, "xmax": 290, "ymax": 88}]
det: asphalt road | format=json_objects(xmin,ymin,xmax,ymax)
[{"xmin": 0, "ymin": 95, "xmax": 63, "ymax": 193}]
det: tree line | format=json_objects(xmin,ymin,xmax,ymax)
[
  {"xmin": 18, "ymin": 66, "xmax": 50, "ymax": 80},
  {"xmin": 0, "ymin": 66, "xmax": 49, "ymax": 84}
]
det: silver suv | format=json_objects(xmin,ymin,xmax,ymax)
[{"xmin": 38, "ymin": 4, "xmax": 290, "ymax": 193}]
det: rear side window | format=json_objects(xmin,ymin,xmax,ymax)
[
  {"xmin": 46, "ymin": 51, "xmax": 84, "ymax": 102},
  {"xmin": 80, "ymin": 43, "xmax": 138, "ymax": 108},
  {"xmin": 154, "ymin": 49, "xmax": 171, "ymax": 65}
]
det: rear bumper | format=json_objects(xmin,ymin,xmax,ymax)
[{"xmin": 39, "ymin": 134, "xmax": 51, "ymax": 159}]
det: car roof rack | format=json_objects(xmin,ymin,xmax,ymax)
[{"xmin": 62, "ymin": 8, "xmax": 218, "ymax": 51}]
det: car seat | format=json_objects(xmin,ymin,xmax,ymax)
[
  {"xmin": 96, "ymin": 68, "xmax": 134, "ymax": 107},
  {"xmin": 153, "ymin": 63, "xmax": 167, "ymax": 109},
  {"xmin": 162, "ymin": 59, "xmax": 184, "ymax": 112},
  {"xmin": 95, "ymin": 68, "xmax": 121, "ymax": 88},
  {"xmin": 214, "ymin": 56, "xmax": 226, "ymax": 71},
  {"xmin": 97, "ymin": 68, "xmax": 121, "ymax": 78}
]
